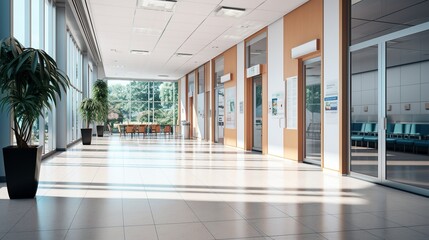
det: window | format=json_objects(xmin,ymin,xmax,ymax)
[
  {"xmin": 13, "ymin": 0, "xmax": 57, "ymax": 154},
  {"xmin": 108, "ymin": 80, "xmax": 178, "ymax": 131},
  {"xmin": 246, "ymin": 32, "xmax": 267, "ymax": 68}
]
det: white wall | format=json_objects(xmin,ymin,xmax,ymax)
[
  {"xmin": 267, "ymin": 18, "xmax": 285, "ymax": 157},
  {"xmin": 180, "ymin": 76, "xmax": 187, "ymax": 121},
  {"xmin": 237, "ymin": 41, "xmax": 245, "ymax": 149},
  {"xmin": 323, "ymin": 0, "xmax": 340, "ymax": 171}
]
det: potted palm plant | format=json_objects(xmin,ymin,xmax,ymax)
[
  {"xmin": 92, "ymin": 79, "xmax": 108, "ymax": 137},
  {"xmin": 0, "ymin": 37, "xmax": 69, "ymax": 199},
  {"xmin": 79, "ymin": 98, "xmax": 98, "ymax": 145}
]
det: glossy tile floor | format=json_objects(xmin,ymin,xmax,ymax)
[{"xmin": 1, "ymin": 136, "xmax": 429, "ymax": 240}]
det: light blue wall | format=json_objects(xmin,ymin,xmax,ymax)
[{"xmin": 0, "ymin": 0, "xmax": 12, "ymax": 182}]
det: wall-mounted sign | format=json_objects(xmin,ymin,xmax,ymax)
[
  {"xmin": 324, "ymin": 96, "xmax": 338, "ymax": 112},
  {"xmin": 220, "ymin": 73, "xmax": 232, "ymax": 83},
  {"xmin": 247, "ymin": 64, "xmax": 261, "ymax": 78}
]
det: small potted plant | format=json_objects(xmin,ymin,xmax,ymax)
[
  {"xmin": 92, "ymin": 79, "xmax": 108, "ymax": 137},
  {"xmin": 79, "ymin": 98, "xmax": 98, "ymax": 145},
  {"xmin": 0, "ymin": 37, "xmax": 69, "ymax": 199}
]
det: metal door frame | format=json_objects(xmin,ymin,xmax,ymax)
[
  {"xmin": 349, "ymin": 21, "xmax": 429, "ymax": 196},
  {"xmin": 303, "ymin": 57, "xmax": 322, "ymax": 165},
  {"xmin": 252, "ymin": 75, "xmax": 263, "ymax": 151}
]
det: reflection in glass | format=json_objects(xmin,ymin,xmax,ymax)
[
  {"xmin": 386, "ymin": 30, "xmax": 429, "ymax": 189},
  {"xmin": 246, "ymin": 32, "xmax": 267, "ymax": 68},
  {"xmin": 304, "ymin": 61, "xmax": 321, "ymax": 163},
  {"xmin": 351, "ymin": 0, "xmax": 429, "ymax": 45},
  {"xmin": 350, "ymin": 46, "xmax": 379, "ymax": 177}
]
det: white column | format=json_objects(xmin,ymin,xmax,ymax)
[
  {"xmin": 267, "ymin": 18, "xmax": 285, "ymax": 157},
  {"xmin": 323, "ymin": 0, "xmax": 341, "ymax": 171},
  {"xmin": 236, "ymin": 42, "xmax": 245, "ymax": 149}
]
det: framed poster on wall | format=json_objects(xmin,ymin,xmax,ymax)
[{"xmin": 225, "ymin": 87, "xmax": 236, "ymax": 129}]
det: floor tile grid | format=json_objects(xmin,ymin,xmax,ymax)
[
  {"xmin": 146, "ymin": 141, "xmax": 277, "ymax": 239},
  {"xmin": 137, "ymin": 165, "xmax": 163, "ymax": 240},
  {"xmin": 59, "ymin": 159, "xmax": 104, "ymax": 240},
  {"xmin": 153, "ymin": 141, "xmax": 317, "ymax": 239},
  {"xmin": 155, "ymin": 161, "xmax": 262, "ymax": 240}
]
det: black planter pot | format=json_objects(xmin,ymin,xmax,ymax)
[
  {"xmin": 96, "ymin": 125, "xmax": 104, "ymax": 137},
  {"xmin": 81, "ymin": 128, "xmax": 92, "ymax": 145},
  {"xmin": 3, "ymin": 145, "xmax": 43, "ymax": 199}
]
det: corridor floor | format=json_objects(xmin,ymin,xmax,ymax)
[{"xmin": 0, "ymin": 136, "xmax": 428, "ymax": 240}]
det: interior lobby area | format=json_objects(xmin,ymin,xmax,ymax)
[{"xmin": 1, "ymin": 0, "xmax": 429, "ymax": 239}]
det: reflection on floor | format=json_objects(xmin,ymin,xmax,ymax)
[
  {"xmin": 1, "ymin": 136, "xmax": 429, "ymax": 240},
  {"xmin": 351, "ymin": 145, "xmax": 429, "ymax": 189}
]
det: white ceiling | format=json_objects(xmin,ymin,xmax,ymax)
[{"xmin": 87, "ymin": 0, "xmax": 308, "ymax": 80}]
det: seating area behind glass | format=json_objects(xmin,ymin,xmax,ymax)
[{"xmin": 351, "ymin": 122, "xmax": 429, "ymax": 153}]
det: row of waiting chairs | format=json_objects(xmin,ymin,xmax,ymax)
[
  {"xmin": 351, "ymin": 122, "xmax": 429, "ymax": 152},
  {"xmin": 118, "ymin": 125, "xmax": 172, "ymax": 137}
]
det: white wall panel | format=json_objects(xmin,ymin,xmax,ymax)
[
  {"xmin": 180, "ymin": 76, "xmax": 187, "ymax": 121},
  {"xmin": 237, "ymin": 41, "xmax": 245, "ymax": 149},
  {"xmin": 323, "ymin": 0, "xmax": 340, "ymax": 171},
  {"xmin": 267, "ymin": 18, "xmax": 284, "ymax": 157}
]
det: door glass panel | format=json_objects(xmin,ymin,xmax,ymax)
[
  {"xmin": 386, "ymin": 30, "xmax": 429, "ymax": 189},
  {"xmin": 350, "ymin": 45, "xmax": 379, "ymax": 177},
  {"xmin": 304, "ymin": 61, "xmax": 321, "ymax": 163},
  {"xmin": 253, "ymin": 76, "xmax": 262, "ymax": 151}
]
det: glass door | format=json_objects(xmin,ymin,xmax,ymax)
[
  {"xmin": 349, "ymin": 23, "xmax": 429, "ymax": 195},
  {"xmin": 253, "ymin": 75, "xmax": 262, "ymax": 151},
  {"xmin": 350, "ymin": 45, "xmax": 380, "ymax": 178},
  {"xmin": 385, "ymin": 30, "xmax": 429, "ymax": 191},
  {"xmin": 215, "ymin": 87, "xmax": 224, "ymax": 144},
  {"xmin": 304, "ymin": 59, "xmax": 322, "ymax": 165}
]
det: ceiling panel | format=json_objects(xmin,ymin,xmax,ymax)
[
  {"xmin": 88, "ymin": 0, "xmax": 309, "ymax": 80},
  {"xmin": 219, "ymin": 0, "xmax": 266, "ymax": 9},
  {"xmin": 259, "ymin": 0, "xmax": 306, "ymax": 13},
  {"xmin": 175, "ymin": 1, "xmax": 218, "ymax": 15}
]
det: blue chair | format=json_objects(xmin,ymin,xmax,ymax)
[
  {"xmin": 414, "ymin": 140, "xmax": 429, "ymax": 153},
  {"xmin": 364, "ymin": 123, "xmax": 378, "ymax": 148},
  {"xmin": 351, "ymin": 123, "xmax": 371, "ymax": 145},
  {"xmin": 386, "ymin": 123, "xmax": 403, "ymax": 151}
]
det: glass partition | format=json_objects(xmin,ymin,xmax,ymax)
[
  {"xmin": 385, "ymin": 30, "xmax": 429, "ymax": 190},
  {"xmin": 350, "ymin": 45, "xmax": 379, "ymax": 177}
]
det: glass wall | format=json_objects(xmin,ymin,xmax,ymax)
[
  {"xmin": 108, "ymin": 80, "xmax": 178, "ymax": 131},
  {"xmin": 198, "ymin": 66, "xmax": 205, "ymax": 94},
  {"xmin": 13, "ymin": 0, "xmax": 57, "ymax": 154},
  {"xmin": 246, "ymin": 32, "xmax": 267, "ymax": 68},
  {"xmin": 66, "ymin": 31, "xmax": 83, "ymax": 144},
  {"xmin": 350, "ymin": 0, "xmax": 429, "ymax": 194}
]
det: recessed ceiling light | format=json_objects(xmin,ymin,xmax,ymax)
[
  {"xmin": 212, "ymin": 46, "xmax": 219, "ymax": 49},
  {"xmin": 110, "ymin": 49, "xmax": 118, "ymax": 52},
  {"xmin": 130, "ymin": 50, "xmax": 151, "ymax": 55},
  {"xmin": 158, "ymin": 74, "xmax": 169, "ymax": 77},
  {"xmin": 137, "ymin": 0, "xmax": 177, "ymax": 12},
  {"xmin": 215, "ymin": 6, "xmax": 246, "ymax": 18},
  {"xmin": 133, "ymin": 27, "xmax": 162, "ymax": 36},
  {"xmin": 176, "ymin": 53, "xmax": 193, "ymax": 57}
]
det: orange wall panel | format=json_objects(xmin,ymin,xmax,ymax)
[
  {"xmin": 223, "ymin": 46, "xmax": 237, "ymax": 147},
  {"xmin": 283, "ymin": 0, "xmax": 323, "ymax": 161}
]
